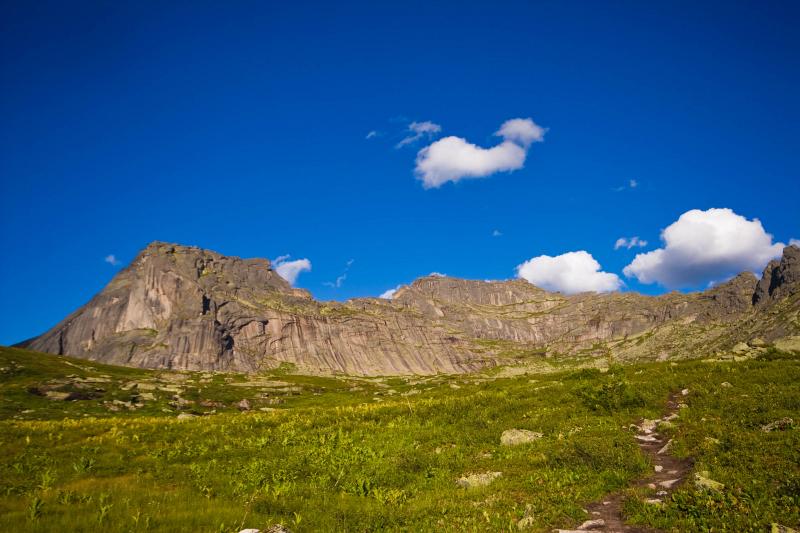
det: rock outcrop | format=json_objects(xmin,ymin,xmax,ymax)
[
  {"xmin": 18, "ymin": 243, "xmax": 800, "ymax": 376},
  {"xmin": 754, "ymin": 245, "xmax": 800, "ymax": 305}
]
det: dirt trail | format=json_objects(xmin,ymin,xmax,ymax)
[{"xmin": 554, "ymin": 391, "xmax": 693, "ymax": 533}]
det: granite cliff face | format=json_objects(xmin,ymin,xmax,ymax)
[{"xmin": 19, "ymin": 243, "xmax": 800, "ymax": 375}]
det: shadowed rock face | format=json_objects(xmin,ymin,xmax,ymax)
[
  {"xmin": 754, "ymin": 245, "xmax": 800, "ymax": 306},
  {"xmin": 19, "ymin": 243, "xmax": 800, "ymax": 376}
]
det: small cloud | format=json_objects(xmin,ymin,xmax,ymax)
[
  {"xmin": 323, "ymin": 259, "xmax": 354, "ymax": 289},
  {"xmin": 429, "ymin": 272, "xmax": 446, "ymax": 277},
  {"xmin": 273, "ymin": 255, "xmax": 312, "ymax": 286},
  {"xmin": 614, "ymin": 236, "xmax": 648, "ymax": 250},
  {"xmin": 495, "ymin": 118, "xmax": 547, "ymax": 146},
  {"xmin": 415, "ymin": 117, "xmax": 546, "ymax": 189},
  {"xmin": 396, "ymin": 121, "xmax": 442, "ymax": 148},
  {"xmin": 790, "ymin": 238, "xmax": 799, "ymax": 247},
  {"xmin": 492, "ymin": 229, "xmax": 503, "ymax": 237},
  {"xmin": 614, "ymin": 179, "xmax": 639, "ymax": 192},
  {"xmin": 323, "ymin": 274, "xmax": 347, "ymax": 288},
  {"xmin": 623, "ymin": 208, "xmax": 785, "ymax": 288},
  {"xmin": 516, "ymin": 251, "xmax": 622, "ymax": 294},
  {"xmin": 379, "ymin": 285, "xmax": 402, "ymax": 299},
  {"xmin": 365, "ymin": 130, "xmax": 379, "ymax": 139},
  {"xmin": 104, "ymin": 254, "xmax": 120, "ymax": 266}
]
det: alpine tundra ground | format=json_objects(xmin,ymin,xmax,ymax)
[{"xmin": 0, "ymin": 345, "xmax": 797, "ymax": 532}]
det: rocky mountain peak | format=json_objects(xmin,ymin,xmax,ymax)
[
  {"xmin": 18, "ymin": 242, "xmax": 800, "ymax": 376},
  {"xmin": 753, "ymin": 245, "xmax": 800, "ymax": 306}
]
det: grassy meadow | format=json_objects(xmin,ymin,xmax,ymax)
[{"xmin": 0, "ymin": 345, "xmax": 798, "ymax": 532}]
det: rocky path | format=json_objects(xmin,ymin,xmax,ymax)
[{"xmin": 554, "ymin": 390, "xmax": 693, "ymax": 533}]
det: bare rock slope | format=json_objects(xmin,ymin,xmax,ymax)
[{"xmin": 19, "ymin": 242, "xmax": 800, "ymax": 375}]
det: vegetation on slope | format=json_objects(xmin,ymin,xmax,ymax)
[{"xmin": 0, "ymin": 346, "xmax": 798, "ymax": 532}]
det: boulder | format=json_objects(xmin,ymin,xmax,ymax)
[
  {"xmin": 501, "ymin": 429, "xmax": 543, "ymax": 446},
  {"xmin": 456, "ymin": 471, "xmax": 502, "ymax": 489}
]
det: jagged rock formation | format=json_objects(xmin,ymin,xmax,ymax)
[
  {"xmin": 18, "ymin": 242, "xmax": 800, "ymax": 376},
  {"xmin": 754, "ymin": 244, "xmax": 800, "ymax": 305}
]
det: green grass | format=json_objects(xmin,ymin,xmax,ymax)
[{"xmin": 0, "ymin": 346, "xmax": 798, "ymax": 532}]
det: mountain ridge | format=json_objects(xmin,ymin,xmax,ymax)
[{"xmin": 18, "ymin": 241, "xmax": 800, "ymax": 375}]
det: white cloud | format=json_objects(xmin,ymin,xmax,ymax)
[
  {"xmin": 324, "ymin": 259, "xmax": 354, "ymax": 288},
  {"xmin": 623, "ymin": 208, "xmax": 785, "ymax": 288},
  {"xmin": 495, "ymin": 118, "xmax": 547, "ymax": 146},
  {"xmin": 104, "ymin": 254, "xmax": 120, "ymax": 266},
  {"xmin": 414, "ymin": 118, "xmax": 545, "ymax": 189},
  {"xmin": 396, "ymin": 121, "xmax": 442, "ymax": 148},
  {"xmin": 428, "ymin": 272, "xmax": 446, "ymax": 277},
  {"xmin": 365, "ymin": 130, "xmax": 378, "ymax": 139},
  {"xmin": 790, "ymin": 238, "xmax": 800, "ymax": 247},
  {"xmin": 614, "ymin": 179, "xmax": 639, "ymax": 192},
  {"xmin": 614, "ymin": 236, "xmax": 648, "ymax": 250},
  {"xmin": 273, "ymin": 256, "xmax": 312, "ymax": 285},
  {"xmin": 492, "ymin": 229, "xmax": 503, "ymax": 237},
  {"xmin": 324, "ymin": 274, "xmax": 347, "ymax": 288},
  {"xmin": 379, "ymin": 285, "xmax": 402, "ymax": 299},
  {"xmin": 516, "ymin": 251, "xmax": 622, "ymax": 294}
]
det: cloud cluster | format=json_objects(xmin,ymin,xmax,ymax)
[
  {"xmin": 396, "ymin": 121, "xmax": 442, "ymax": 148},
  {"xmin": 623, "ymin": 208, "xmax": 786, "ymax": 288},
  {"xmin": 104, "ymin": 254, "xmax": 120, "ymax": 266},
  {"xmin": 273, "ymin": 255, "xmax": 312, "ymax": 285},
  {"xmin": 414, "ymin": 118, "xmax": 546, "ymax": 189},
  {"xmin": 614, "ymin": 236, "xmax": 648, "ymax": 250},
  {"xmin": 516, "ymin": 251, "xmax": 622, "ymax": 294}
]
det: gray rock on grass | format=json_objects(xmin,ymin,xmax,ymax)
[{"xmin": 501, "ymin": 429, "xmax": 544, "ymax": 446}]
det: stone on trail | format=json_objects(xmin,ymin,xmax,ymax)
[
  {"xmin": 654, "ymin": 465, "xmax": 663, "ymax": 472},
  {"xmin": 576, "ymin": 518, "xmax": 605, "ymax": 529},
  {"xmin": 635, "ymin": 435, "xmax": 659, "ymax": 442},
  {"xmin": 657, "ymin": 439, "xmax": 673, "ymax": 454},
  {"xmin": 456, "ymin": 471, "xmax": 502, "ymax": 489},
  {"xmin": 638, "ymin": 419, "xmax": 658, "ymax": 433},
  {"xmin": 658, "ymin": 478, "xmax": 681, "ymax": 489},
  {"xmin": 176, "ymin": 413, "xmax": 198, "ymax": 420},
  {"xmin": 501, "ymin": 429, "xmax": 544, "ymax": 446},
  {"xmin": 681, "ymin": 388, "xmax": 690, "ymax": 396}
]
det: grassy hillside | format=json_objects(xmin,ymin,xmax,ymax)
[{"xmin": 0, "ymin": 345, "xmax": 798, "ymax": 532}]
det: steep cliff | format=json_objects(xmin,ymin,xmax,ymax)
[{"xmin": 18, "ymin": 243, "xmax": 800, "ymax": 375}]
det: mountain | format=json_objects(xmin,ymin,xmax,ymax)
[{"xmin": 18, "ymin": 242, "xmax": 800, "ymax": 375}]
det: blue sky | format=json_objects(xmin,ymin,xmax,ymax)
[{"xmin": 1, "ymin": 1, "xmax": 798, "ymax": 345}]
